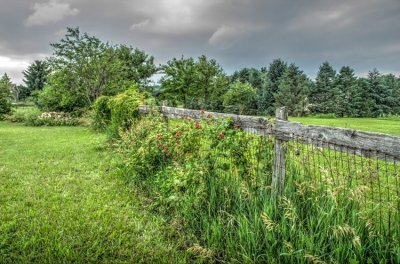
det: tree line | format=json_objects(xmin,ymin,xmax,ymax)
[{"xmin": 1, "ymin": 27, "xmax": 399, "ymax": 117}]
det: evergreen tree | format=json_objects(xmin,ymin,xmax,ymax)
[
  {"xmin": 274, "ymin": 64, "xmax": 310, "ymax": 116},
  {"xmin": 310, "ymin": 62, "xmax": 338, "ymax": 114},
  {"xmin": 367, "ymin": 69, "xmax": 391, "ymax": 117},
  {"xmin": 23, "ymin": 60, "xmax": 50, "ymax": 96},
  {"xmin": 382, "ymin": 74, "xmax": 400, "ymax": 114},
  {"xmin": 265, "ymin": 59, "xmax": 287, "ymax": 115},
  {"xmin": 335, "ymin": 66, "xmax": 358, "ymax": 117},
  {"xmin": 0, "ymin": 73, "xmax": 13, "ymax": 115}
]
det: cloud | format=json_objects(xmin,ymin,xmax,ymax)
[
  {"xmin": 25, "ymin": 0, "xmax": 79, "ymax": 27},
  {"xmin": 130, "ymin": 19, "xmax": 150, "ymax": 30},
  {"xmin": 0, "ymin": 56, "xmax": 30, "ymax": 84},
  {"xmin": 208, "ymin": 25, "xmax": 245, "ymax": 49}
]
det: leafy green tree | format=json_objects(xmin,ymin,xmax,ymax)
[
  {"xmin": 159, "ymin": 57, "xmax": 196, "ymax": 107},
  {"xmin": 160, "ymin": 55, "xmax": 228, "ymax": 110},
  {"xmin": 40, "ymin": 27, "xmax": 156, "ymax": 113},
  {"xmin": 0, "ymin": 73, "xmax": 13, "ymax": 115},
  {"xmin": 23, "ymin": 60, "xmax": 50, "ymax": 97},
  {"xmin": 223, "ymin": 81, "xmax": 256, "ymax": 114},
  {"xmin": 274, "ymin": 64, "xmax": 310, "ymax": 116},
  {"xmin": 310, "ymin": 62, "xmax": 338, "ymax": 114},
  {"xmin": 115, "ymin": 45, "xmax": 157, "ymax": 87},
  {"xmin": 230, "ymin": 67, "xmax": 265, "ymax": 114},
  {"xmin": 192, "ymin": 55, "xmax": 225, "ymax": 109}
]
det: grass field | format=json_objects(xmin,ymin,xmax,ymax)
[
  {"xmin": 290, "ymin": 117, "xmax": 400, "ymax": 135},
  {"xmin": 0, "ymin": 122, "xmax": 185, "ymax": 263}
]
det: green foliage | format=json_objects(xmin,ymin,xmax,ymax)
[
  {"xmin": 37, "ymin": 27, "xmax": 156, "ymax": 113},
  {"xmin": 107, "ymin": 87, "xmax": 144, "ymax": 137},
  {"xmin": 6, "ymin": 106, "xmax": 81, "ymax": 126},
  {"xmin": 310, "ymin": 61, "xmax": 339, "ymax": 114},
  {"xmin": 230, "ymin": 67, "xmax": 267, "ymax": 114},
  {"xmin": 115, "ymin": 116, "xmax": 399, "ymax": 263},
  {"xmin": 160, "ymin": 55, "xmax": 228, "ymax": 110},
  {"xmin": 93, "ymin": 95, "xmax": 112, "ymax": 131},
  {"xmin": 223, "ymin": 80, "xmax": 257, "ymax": 114},
  {"xmin": 22, "ymin": 60, "xmax": 50, "ymax": 97},
  {"xmin": 0, "ymin": 73, "xmax": 13, "ymax": 117},
  {"xmin": 274, "ymin": 64, "xmax": 310, "ymax": 116},
  {"xmin": 6, "ymin": 106, "xmax": 41, "ymax": 123},
  {"xmin": 264, "ymin": 59, "xmax": 288, "ymax": 115}
]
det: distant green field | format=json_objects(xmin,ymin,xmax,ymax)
[{"xmin": 289, "ymin": 117, "xmax": 400, "ymax": 135}]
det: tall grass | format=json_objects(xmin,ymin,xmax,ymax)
[{"xmin": 116, "ymin": 114, "xmax": 400, "ymax": 263}]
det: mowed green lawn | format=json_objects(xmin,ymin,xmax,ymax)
[
  {"xmin": 0, "ymin": 122, "xmax": 184, "ymax": 263},
  {"xmin": 289, "ymin": 117, "xmax": 400, "ymax": 135}
]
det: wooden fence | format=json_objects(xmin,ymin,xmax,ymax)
[
  {"xmin": 139, "ymin": 104, "xmax": 400, "ymax": 237},
  {"xmin": 139, "ymin": 105, "xmax": 400, "ymax": 189}
]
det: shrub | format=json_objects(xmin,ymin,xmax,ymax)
[
  {"xmin": 223, "ymin": 81, "xmax": 256, "ymax": 115},
  {"xmin": 115, "ymin": 114, "xmax": 399, "ymax": 263},
  {"xmin": 6, "ymin": 107, "xmax": 41, "ymax": 123},
  {"xmin": 93, "ymin": 96, "xmax": 112, "ymax": 131},
  {"xmin": 0, "ymin": 82, "xmax": 12, "ymax": 118},
  {"xmin": 107, "ymin": 87, "xmax": 144, "ymax": 137},
  {"xmin": 6, "ymin": 107, "xmax": 80, "ymax": 126}
]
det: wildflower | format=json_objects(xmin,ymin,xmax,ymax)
[
  {"xmin": 175, "ymin": 131, "xmax": 183, "ymax": 138},
  {"xmin": 218, "ymin": 133, "xmax": 225, "ymax": 139},
  {"xmin": 195, "ymin": 121, "xmax": 201, "ymax": 129},
  {"xmin": 185, "ymin": 127, "xmax": 190, "ymax": 131},
  {"xmin": 206, "ymin": 113, "xmax": 213, "ymax": 118},
  {"xmin": 200, "ymin": 110, "xmax": 205, "ymax": 115}
]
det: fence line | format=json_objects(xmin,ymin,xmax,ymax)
[
  {"xmin": 139, "ymin": 105, "xmax": 400, "ymax": 161},
  {"xmin": 139, "ymin": 105, "xmax": 400, "ymax": 239}
]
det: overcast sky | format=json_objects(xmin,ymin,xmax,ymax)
[{"xmin": 1, "ymin": 0, "xmax": 400, "ymax": 84}]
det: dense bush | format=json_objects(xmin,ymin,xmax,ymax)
[
  {"xmin": 7, "ymin": 107, "xmax": 81, "ymax": 126},
  {"xmin": 92, "ymin": 95, "xmax": 112, "ymax": 131},
  {"xmin": 115, "ymin": 114, "xmax": 399, "ymax": 263},
  {"xmin": 0, "ymin": 75, "xmax": 13, "ymax": 118},
  {"xmin": 107, "ymin": 87, "xmax": 144, "ymax": 137},
  {"xmin": 6, "ymin": 107, "xmax": 41, "ymax": 123}
]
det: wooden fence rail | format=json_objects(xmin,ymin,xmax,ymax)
[
  {"xmin": 139, "ymin": 105, "xmax": 400, "ymax": 160},
  {"xmin": 139, "ymin": 105, "xmax": 400, "ymax": 194}
]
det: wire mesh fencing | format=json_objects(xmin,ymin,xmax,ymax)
[{"xmin": 284, "ymin": 137, "xmax": 399, "ymax": 238}]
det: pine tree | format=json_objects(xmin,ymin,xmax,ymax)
[
  {"xmin": 274, "ymin": 64, "xmax": 310, "ymax": 116},
  {"xmin": 0, "ymin": 73, "xmax": 13, "ymax": 115},
  {"xmin": 265, "ymin": 59, "xmax": 287, "ymax": 115},
  {"xmin": 367, "ymin": 69, "xmax": 391, "ymax": 117},
  {"xmin": 335, "ymin": 66, "xmax": 358, "ymax": 117},
  {"xmin": 310, "ymin": 62, "xmax": 338, "ymax": 114},
  {"xmin": 23, "ymin": 60, "xmax": 50, "ymax": 96}
]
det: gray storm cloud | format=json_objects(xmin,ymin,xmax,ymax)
[{"xmin": 0, "ymin": 0, "xmax": 399, "ymax": 83}]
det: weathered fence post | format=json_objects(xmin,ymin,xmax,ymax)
[{"xmin": 272, "ymin": 107, "xmax": 288, "ymax": 196}]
